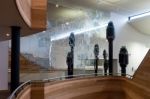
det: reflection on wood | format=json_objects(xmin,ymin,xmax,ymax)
[{"xmin": 15, "ymin": 76, "xmax": 150, "ymax": 99}]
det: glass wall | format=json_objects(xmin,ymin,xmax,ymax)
[{"xmin": 17, "ymin": 1, "xmax": 111, "ymax": 82}]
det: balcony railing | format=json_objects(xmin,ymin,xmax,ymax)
[{"xmin": 8, "ymin": 73, "xmax": 132, "ymax": 99}]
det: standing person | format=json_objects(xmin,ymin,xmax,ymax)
[
  {"xmin": 103, "ymin": 50, "xmax": 109, "ymax": 75},
  {"xmin": 66, "ymin": 52, "xmax": 73, "ymax": 77},
  {"xmin": 94, "ymin": 44, "xmax": 99, "ymax": 76},
  {"xmin": 119, "ymin": 46, "xmax": 129, "ymax": 76},
  {"xmin": 66, "ymin": 33, "xmax": 75, "ymax": 78}
]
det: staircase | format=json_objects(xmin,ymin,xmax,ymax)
[{"xmin": 9, "ymin": 51, "xmax": 46, "ymax": 73}]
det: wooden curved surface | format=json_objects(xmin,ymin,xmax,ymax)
[
  {"xmin": 0, "ymin": 0, "xmax": 47, "ymax": 41},
  {"xmin": 16, "ymin": 0, "xmax": 47, "ymax": 29},
  {"xmin": 16, "ymin": 76, "xmax": 150, "ymax": 99},
  {"xmin": 44, "ymin": 77, "xmax": 125, "ymax": 99},
  {"xmin": 16, "ymin": 85, "xmax": 31, "ymax": 99},
  {"xmin": 16, "ymin": 0, "xmax": 31, "ymax": 27},
  {"xmin": 16, "ymin": 50, "xmax": 150, "ymax": 99}
]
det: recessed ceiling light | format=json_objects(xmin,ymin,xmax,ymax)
[
  {"xmin": 56, "ymin": 4, "xmax": 59, "ymax": 8},
  {"xmin": 66, "ymin": 22, "xmax": 69, "ymax": 25},
  {"xmin": 6, "ymin": 33, "xmax": 10, "ymax": 37},
  {"xmin": 106, "ymin": 0, "xmax": 121, "ymax": 3},
  {"xmin": 42, "ymin": 31, "xmax": 46, "ymax": 33}
]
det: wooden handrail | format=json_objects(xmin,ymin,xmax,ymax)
[
  {"xmin": 8, "ymin": 80, "xmax": 31, "ymax": 99},
  {"xmin": 8, "ymin": 73, "xmax": 150, "ymax": 99},
  {"xmin": 8, "ymin": 51, "xmax": 150, "ymax": 99},
  {"xmin": 9, "ymin": 73, "xmax": 132, "ymax": 99}
]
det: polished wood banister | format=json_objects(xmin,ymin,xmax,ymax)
[
  {"xmin": 9, "ymin": 76, "xmax": 150, "ymax": 99},
  {"xmin": 44, "ymin": 77, "xmax": 125, "ymax": 99},
  {"xmin": 16, "ymin": 85, "xmax": 31, "ymax": 99},
  {"xmin": 9, "ymin": 48, "xmax": 150, "ymax": 99}
]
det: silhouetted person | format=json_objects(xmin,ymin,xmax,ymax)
[
  {"xmin": 106, "ymin": 21, "xmax": 115, "ymax": 75},
  {"xmin": 69, "ymin": 33, "xmax": 75, "ymax": 51},
  {"xmin": 66, "ymin": 52, "xmax": 73, "ymax": 77},
  {"xmin": 119, "ymin": 46, "xmax": 129, "ymax": 76},
  {"xmin": 66, "ymin": 33, "xmax": 75, "ymax": 78},
  {"xmin": 94, "ymin": 44, "xmax": 99, "ymax": 76},
  {"xmin": 103, "ymin": 50, "xmax": 109, "ymax": 75}
]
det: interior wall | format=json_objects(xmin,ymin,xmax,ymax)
[
  {"xmin": 19, "ymin": 9, "xmax": 110, "ymax": 69},
  {"xmin": 51, "ymin": 30, "xmax": 108, "ymax": 70},
  {"xmin": 49, "ymin": 9, "xmax": 110, "ymax": 70},
  {"xmin": 111, "ymin": 13, "xmax": 149, "ymax": 75},
  {"xmin": 18, "ymin": 11, "xmax": 150, "ymax": 75},
  {"xmin": 51, "ymin": 13, "xmax": 150, "ymax": 76},
  {"xmin": 20, "ymin": 32, "xmax": 50, "ymax": 58},
  {"xmin": 0, "ymin": 41, "xmax": 9, "ymax": 90}
]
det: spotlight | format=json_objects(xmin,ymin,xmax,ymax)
[
  {"xmin": 6, "ymin": 33, "xmax": 10, "ymax": 37},
  {"xmin": 66, "ymin": 22, "xmax": 69, "ymax": 25},
  {"xmin": 56, "ymin": 4, "xmax": 59, "ymax": 8}
]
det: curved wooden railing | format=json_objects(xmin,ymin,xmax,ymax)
[
  {"xmin": 8, "ymin": 73, "xmax": 132, "ymax": 99},
  {"xmin": 9, "ymin": 49, "xmax": 150, "ymax": 99},
  {"xmin": 9, "ymin": 72, "xmax": 150, "ymax": 99},
  {"xmin": 8, "ymin": 80, "xmax": 31, "ymax": 99},
  {"xmin": 44, "ymin": 75, "xmax": 127, "ymax": 99},
  {"xmin": 15, "ymin": 0, "xmax": 47, "ymax": 29}
]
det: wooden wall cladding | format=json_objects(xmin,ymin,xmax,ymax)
[
  {"xmin": 16, "ymin": 85, "xmax": 31, "ymax": 99},
  {"xmin": 133, "ymin": 50, "xmax": 150, "ymax": 88},
  {"xmin": 44, "ymin": 77, "xmax": 125, "ymax": 99},
  {"xmin": 16, "ymin": 0, "xmax": 47, "ymax": 29},
  {"xmin": 31, "ymin": 82, "xmax": 45, "ymax": 99},
  {"xmin": 44, "ymin": 77, "xmax": 150, "ymax": 99},
  {"xmin": 16, "ymin": 77, "xmax": 150, "ymax": 99},
  {"xmin": 124, "ymin": 79, "xmax": 150, "ymax": 99}
]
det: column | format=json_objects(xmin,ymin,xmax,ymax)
[{"xmin": 10, "ymin": 26, "xmax": 21, "ymax": 92}]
